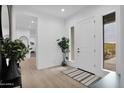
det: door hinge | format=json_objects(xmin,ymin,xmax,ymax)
[
  {"xmin": 93, "ymin": 20, "xmax": 96, "ymax": 24},
  {"xmin": 94, "ymin": 49, "xmax": 96, "ymax": 53}
]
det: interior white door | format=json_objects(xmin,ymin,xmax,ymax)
[{"xmin": 75, "ymin": 17, "xmax": 95, "ymax": 73}]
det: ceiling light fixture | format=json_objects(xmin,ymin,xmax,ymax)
[
  {"xmin": 32, "ymin": 21, "xmax": 34, "ymax": 23},
  {"xmin": 61, "ymin": 8, "xmax": 65, "ymax": 12}
]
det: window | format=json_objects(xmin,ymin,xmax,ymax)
[{"xmin": 103, "ymin": 12, "xmax": 116, "ymax": 71}]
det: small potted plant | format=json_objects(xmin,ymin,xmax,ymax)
[
  {"xmin": 57, "ymin": 37, "xmax": 69, "ymax": 66},
  {"xmin": 0, "ymin": 38, "xmax": 30, "ymax": 81}
]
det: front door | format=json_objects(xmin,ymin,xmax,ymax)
[{"xmin": 75, "ymin": 17, "xmax": 96, "ymax": 73}]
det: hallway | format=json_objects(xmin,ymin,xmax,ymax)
[{"xmin": 21, "ymin": 57, "xmax": 86, "ymax": 88}]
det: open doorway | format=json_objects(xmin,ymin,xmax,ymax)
[
  {"xmin": 16, "ymin": 14, "xmax": 38, "ymax": 67},
  {"xmin": 103, "ymin": 12, "xmax": 116, "ymax": 71},
  {"xmin": 69, "ymin": 26, "xmax": 75, "ymax": 61}
]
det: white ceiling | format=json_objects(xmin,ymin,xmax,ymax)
[
  {"xmin": 2, "ymin": 5, "xmax": 88, "ymax": 38},
  {"xmin": 16, "ymin": 5, "xmax": 86, "ymax": 19}
]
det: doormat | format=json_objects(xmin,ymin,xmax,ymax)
[{"xmin": 62, "ymin": 68, "xmax": 101, "ymax": 87}]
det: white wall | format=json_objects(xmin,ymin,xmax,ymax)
[
  {"xmin": 2, "ymin": 27, "xmax": 9, "ymax": 38},
  {"xmin": 119, "ymin": 5, "xmax": 124, "ymax": 88},
  {"xmin": 37, "ymin": 15, "xmax": 65, "ymax": 69},
  {"xmin": 14, "ymin": 6, "xmax": 65, "ymax": 69},
  {"xmin": 65, "ymin": 5, "xmax": 120, "ymax": 77}
]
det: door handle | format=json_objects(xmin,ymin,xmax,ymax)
[
  {"xmin": 77, "ymin": 50, "xmax": 80, "ymax": 53},
  {"xmin": 77, "ymin": 48, "xmax": 80, "ymax": 53}
]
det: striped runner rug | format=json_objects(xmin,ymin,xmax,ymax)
[{"xmin": 62, "ymin": 68, "xmax": 101, "ymax": 87}]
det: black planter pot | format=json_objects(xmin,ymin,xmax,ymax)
[
  {"xmin": 0, "ymin": 5, "xmax": 2, "ymax": 81},
  {"xmin": 0, "ymin": 77, "xmax": 22, "ymax": 88},
  {"xmin": 61, "ymin": 53, "xmax": 67, "ymax": 66},
  {"xmin": 0, "ymin": 60, "xmax": 21, "ymax": 88},
  {"xmin": 4, "ymin": 61, "xmax": 20, "ymax": 81},
  {"xmin": 61, "ymin": 61, "xmax": 67, "ymax": 66}
]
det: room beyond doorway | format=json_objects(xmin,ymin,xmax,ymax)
[{"xmin": 16, "ymin": 14, "xmax": 38, "ymax": 68}]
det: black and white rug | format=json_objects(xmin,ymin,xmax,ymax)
[{"xmin": 62, "ymin": 68, "xmax": 101, "ymax": 87}]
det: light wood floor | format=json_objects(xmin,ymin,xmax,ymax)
[
  {"xmin": 21, "ymin": 57, "xmax": 87, "ymax": 88},
  {"xmin": 104, "ymin": 57, "xmax": 116, "ymax": 71}
]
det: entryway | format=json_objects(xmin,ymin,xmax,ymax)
[{"xmin": 103, "ymin": 12, "xmax": 116, "ymax": 71}]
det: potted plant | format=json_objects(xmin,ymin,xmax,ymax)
[
  {"xmin": 57, "ymin": 37, "xmax": 69, "ymax": 66},
  {"xmin": 0, "ymin": 38, "xmax": 30, "ymax": 81}
]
